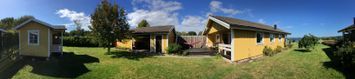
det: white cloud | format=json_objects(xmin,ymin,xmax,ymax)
[
  {"xmin": 210, "ymin": 1, "xmax": 240, "ymax": 15},
  {"xmin": 181, "ymin": 16, "xmax": 205, "ymax": 27},
  {"xmin": 132, "ymin": 0, "xmax": 181, "ymax": 12},
  {"xmin": 258, "ymin": 19, "xmax": 266, "ymax": 24},
  {"xmin": 128, "ymin": 0, "xmax": 181, "ymax": 28},
  {"xmin": 179, "ymin": 16, "xmax": 207, "ymax": 32},
  {"xmin": 56, "ymin": 8, "xmax": 91, "ymax": 30}
]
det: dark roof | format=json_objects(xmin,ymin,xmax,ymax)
[
  {"xmin": 52, "ymin": 25, "xmax": 67, "ymax": 30},
  {"xmin": 338, "ymin": 24, "xmax": 354, "ymax": 32},
  {"xmin": 0, "ymin": 29, "xmax": 5, "ymax": 32},
  {"xmin": 14, "ymin": 18, "xmax": 66, "ymax": 30},
  {"xmin": 132, "ymin": 25, "xmax": 174, "ymax": 33},
  {"xmin": 211, "ymin": 15, "xmax": 290, "ymax": 34}
]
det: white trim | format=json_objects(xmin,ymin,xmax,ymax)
[
  {"xmin": 48, "ymin": 29, "xmax": 51, "ymax": 57},
  {"xmin": 278, "ymin": 34, "xmax": 282, "ymax": 42},
  {"xmin": 27, "ymin": 30, "xmax": 40, "ymax": 46},
  {"xmin": 270, "ymin": 34, "xmax": 275, "ymax": 43},
  {"xmin": 166, "ymin": 34, "xmax": 169, "ymax": 53},
  {"xmin": 231, "ymin": 29, "xmax": 235, "ymax": 61},
  {"xmin": 14, "ymin": 19, "xmax": 53, "ymax": 30},
  {"xmin": 256, "ymin": 32, "xmax": 264, "ymax": 45},
  {"xmin": 209, "ymin": 16, "xmax": 231, "ymax": 29}
]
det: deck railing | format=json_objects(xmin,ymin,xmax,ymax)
[{"xmin": 218, "ymin": 44, "xmax": 231, "ymax": 55}]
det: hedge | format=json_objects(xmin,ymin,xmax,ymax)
[{"xmin": 63, "ymin": 36, "xmax": 99, "ymax": 47}]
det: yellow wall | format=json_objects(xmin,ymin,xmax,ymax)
[
  {"xmin": 162, "ymin": 35, "xmax": 168, "ymax": 53},
  {"xmin": 149, "ymin": 34, "xmax": 168, "ymax": 53},
  {"xmin": 19, "ymin": 21, "xmax": 50, "ymax": 57},
  {"xmin": 149, "ymin": 34, "xmax": 155, "ymax": 52},
  {"xmin": 232, "ymin": 29, "xmax": 286, "ymax": 61},
  {"xmin": 206, "ymin": 22, "xmax": 225, "ymax": 47},
  {"xmin": 116, "ymin": 39, "xmax": 133, "ymax": 49}
]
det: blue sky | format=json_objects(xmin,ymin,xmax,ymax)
[{"xmin": 1, "ymin": 0, "xmax": 354, "ymax": 37}]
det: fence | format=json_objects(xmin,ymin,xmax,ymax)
[
  {"xmin": 0, "ymin": 32, "xmax": 19, "ymax": 72},
  {"xmin": 177, "ymin": 36, "xmax": 206, "ymax": 48}
]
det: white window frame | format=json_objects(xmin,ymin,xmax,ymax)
[
  {"xmin": 279, "ymin": 34, "xmax": 282, "ymax": 42},
  {"xmin": 256, "ymin": 32, "xmax": 264, "ymax": 45},
  {"xmin": 28, "ymin": 30, "xmax": 40, "ymax": 45},
  {"xmin": 270, "ymin": 34, "xmax": 275, "ymax": 43}
]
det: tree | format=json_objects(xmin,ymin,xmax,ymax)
[
  {"xmin": 0, "ymin": 15, "xmax": 34, "ymax": 30},
  {"xmin": 187, "ymin": 31, "xmax": 197, "ymax": 35},
  {"xmin": 16, "ymin": 15, "xmax": 34, "ymax": 25},
  {"xmin": 0, "ymin": 17, "xmax": 15, "ymax": 29},
  {"xmin": 138, "ymin": 19, "xmax": 149, "ymax": 28},
  {"xmin": 74, "ymin": 20, "xmax": 84, "ymax": 36},
  {"xmin": 90, "ymin": 0, "xmax": 130, "ymax": 53},
  {"xmin": 298, "ymin": 34, "xmax": 319, "ymax": 51},
  {"xmin": 197, "ymin": 31, "xmax": 203, "ymax": 36}
]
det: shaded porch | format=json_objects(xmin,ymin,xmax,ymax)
[
  {"xmin": 206, "ymin": 24, "xmax": 233, "ymax": 60},
  {"xmin": 50, "ymin": 30, "xmax": 64, "ymax": 54}
]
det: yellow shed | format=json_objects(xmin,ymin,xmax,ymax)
[
  {"xmin": 15, "ymin": 19, "xmax": 66, "ymax": 58},
  {"xmin": 116, "ymin": 25, "xmax": 176, "ymax": 53},
  {"xmin": 203, "ymin": 15, "xmax": 291, "ymax": 62}
]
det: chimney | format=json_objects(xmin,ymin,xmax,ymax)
[{"xmin": 274, "ymin": 24, "xmax": 277, "ymax": 29}]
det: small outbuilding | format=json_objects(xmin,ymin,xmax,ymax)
[
  {"xmin": 203, "ymin": 15, "xmax": 290, "ymax": 62},
  {"xmin": 14, "ymin": 18, "xmax": 66, "ymax": 58},
  {"xmin": 338, "ymin": 18, "xmax": 355, "ymax": 41},
  {"xmin": 116, "ymin": 25, "xmax": 176, "ymax": 53}
]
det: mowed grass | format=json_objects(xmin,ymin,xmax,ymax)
[{"xmin": 11, "ymin": 44, "xmax": 345, "ymax": 79}]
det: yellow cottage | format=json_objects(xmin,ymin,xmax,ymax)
[
  {"xmin": 116, "ymin": 25, "xmax": 176, "ymax": 53},
  {"xmin": 15, "ymin": 19, "xmax": 66, "ymax": 58},
  {"xmin": 203, "ymin": 15, "xmax": 290, "ymax": 62}
]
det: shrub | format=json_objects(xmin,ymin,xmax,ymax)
[
  {"xmin": 63, "ymin": 36, "xmax": 99, "ymax": 47},
  {"xmin": 166, "ymin": 43, "xmax": 182, "ymax": 54},
  {"xmin": 275, "ymin": 46, "xmax": 283, "ymax": 53},
  {"xmin": 299, "ymin": 34, "xmax": 319, "ymax": 51},
  {"xmin": 333, "ymin": 41, "xmax": 355, "ymax": 67},
  {"xmin": 263, "ymin": 46, "xmax": 274, "ymax": 56}
]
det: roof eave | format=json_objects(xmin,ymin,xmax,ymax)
[{"xmin": 14, "ymin": 19, "xmax": 59, "ymax": 30}]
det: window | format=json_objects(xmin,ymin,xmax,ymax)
[
  {"xmin": 216, "ymin": 34, "xmax": 220, "ymax": 43},
  {"xmin": 270, "ymin": 34, "xmax": 275, "ymax": 43},
  {"xmin": 256, "ymin": 33, "xmax": 263, "ymax": 44},
  {"xmin": 279, "ymin": 34, "xmax": 282, "ymax": 42},
  {"xmin": 28, "ymin": 30, "xmax": 39, "ymax": 45}
]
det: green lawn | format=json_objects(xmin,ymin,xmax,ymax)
[{"xmin": 9, "ymin": 44, "xmax": 346, "ymax": 79}]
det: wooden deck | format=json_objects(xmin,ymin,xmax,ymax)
[{"xmin": 183, "ymin": 48, "xmax": 216, "ymax": 56}]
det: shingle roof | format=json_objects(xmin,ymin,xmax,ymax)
[
  {"xmin": 0, "ymin": 28, "xmax": 5, "ymax": 32},
  {"xmin": 14, "ymin": 18, "xmax": 66, "ymax": 30},
  {"xmin": 132, "ymin": 25, "xmax": 174, "ymax": 33},
  {"xmin": 52, "ymin": 25, "xmax": 67, "ymax": 30},
  {"xmin": 338, "ymin": 24, "xmax": 355, "ymax": 32},
  {"xmin": 211, "ymin": 15, "xmax": 290, "ymax": 34}
]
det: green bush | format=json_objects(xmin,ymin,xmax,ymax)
[
  {"xmin": 166, "ymin": 43, "xmax": 182, "ymax": 54},
  {"xmin": 63, "ymin": 36, "xmax": 99, "ymax": 47},
  {"xmin": 334, "ymin": 41, "xmax": 355, "ymax": 67},
  {"xmin": 275, "ymin": 46, "xmax": 283, "ymax": 53},
  {"xmin": 299, "ymin": 34, "xmax": 319, "ymax": 51},
  {"xmin": 263, "ymin": 46, "xmax": 274, "ymax": 56}
]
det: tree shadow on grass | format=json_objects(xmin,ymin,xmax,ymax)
[
  {"xmin": 322, "ymin": 48, "xmax": 355, "ymax": 79},
  {"xmin": 107, "ymin": 50, "xmax": 154, "ymax": 61},
  {"xmin": 0, "ymin": 52, "xmax": 99, "ymax": 78},
  {"xmin": 294, "ymin": 49, "xmax": 311, "ymax": 52}
]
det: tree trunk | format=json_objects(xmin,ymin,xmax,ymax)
[{"xmin": 107, "ymin": 45, "xmax": 111, "ymax": 54}]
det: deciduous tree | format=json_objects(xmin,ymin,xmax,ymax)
[{"xmin": 90, "ymin": 0, "xmax": 130, "ymax": 53}]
